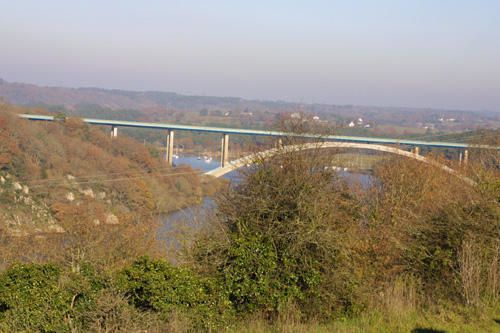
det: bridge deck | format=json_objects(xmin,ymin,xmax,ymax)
[{"xmin": 19, "ymin": 114, "xmax": 498, "ymax": 149}]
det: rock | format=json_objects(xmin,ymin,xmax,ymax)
[
  {"xmin": 97, "ymin": 191, "xmax": 106, "ymax": 200},
  {"xmin": 66, "ymin": 192, "xmax": 75, "ymax": 202},
  {"xmin": 22, "ymin": 185, "xmax": 29, "ymax": 194},
  {"xmin": 47, "ymin": 224, "xmax": 65, "ymax": 233},
  {"xmin": 80, "ymin": 188, "xmax": 95, "ymax": 198},
  {"xmin": 7, "ymin": 228, "xmax": 29, "ymax": 237},
  {"xmin": 13, "ymin": 182, "xmax": 22, "ymax": 191},
  {"xmin": 0, "ymin": 176, "xmax": 5, "ymax": 184},
  {"xmin": 67, "ymin": 174, "xmax": 76, "ymax": 180},
  {"xmin": 105, "ymin": 213, "xmax": 119, "ymax": 225},
  {"xmin": 93, "ymin": 219, "xmax": 101, "ymax": 226}
]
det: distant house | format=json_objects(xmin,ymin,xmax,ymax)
[
  {"xmin": 364, "ymin": 124, "xmax": 371, "ymax": 128},
  {"xmin": 357, "ymin": 118, "xmax": 363, "ymax": 124},
  {"xmin": 312, "ymin": 116, "xmax": 320, "ymax": 121},
  {"xmin": 438, "ymin": 117, "xmax": 456, "ymax": 123},
  {"xmin": 348, "ymin": 121, "xmax": 355, "ymax": 128},
  {"xmin": 290, "ymin": 112, "xmax": 301, "ymax": 119}
]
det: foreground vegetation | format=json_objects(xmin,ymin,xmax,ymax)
[{"xmin": 0, "ymin": 106, "xmax": 498, "ymax": 332}]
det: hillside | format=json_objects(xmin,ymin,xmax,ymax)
[{"xmin": 0, "ymin": 103, "xmax": 221, "ymax": 240}]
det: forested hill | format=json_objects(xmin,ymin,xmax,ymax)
[
  {"xmin": 0, "ymin": 78, "xmax": 256, "ymax": 111},
  {"xmin": 0, "ymin": 103, "xmax": 219, "ymax": 239}
]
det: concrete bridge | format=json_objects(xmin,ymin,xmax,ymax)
[
  {"xmin": 20, "ymin": 114, "xmax": 498, "ymax": 173},
  {"xmin": 204, "ymin": 142, "xmax": 477, "ymax": 185}
]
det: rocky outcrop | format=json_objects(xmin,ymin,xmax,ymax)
[
  {"xmin": 66, "ymin": 192, "xmax": 75, "ymax": 202},
  {"xmin": 80, "ymin": 188, "xmax": 95, "ymax": 198},
  {"xmin": 105, "ymin": 213, "xmax": 119, "ymax": 225},
  {"xmin": 1, "ymin": 173, "xmax": 64, "ymax": 236}
]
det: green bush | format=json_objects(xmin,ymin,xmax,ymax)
[
  {"xmin": 193, "ymin": 147, "xmax": 364, "ymax": 320},
  {"xmin": 117, "ymin": 256, "xmax": 232, "ymax": 330},
  {"xmin": 0, "ymin": 263, "xmax": 69, "ymax": 332},
  {"xmin": 220, "ymin": 233, "xmax": 324, "ymax": 316},
  {"xmin": 0, "ymin": 263, "xmax": 104, "ymax": 332}
]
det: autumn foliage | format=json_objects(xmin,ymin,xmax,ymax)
[{"xmin": 0, "ymin": 103, "xmax": 220, "ymax": 270}]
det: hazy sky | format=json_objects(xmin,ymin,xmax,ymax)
[{"xmin": 1, "ymin": 1, "xmax": 499, "ymax": 111}]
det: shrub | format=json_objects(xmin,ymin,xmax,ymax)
[
  {"xmin": 117, "ymin": 256, "xmax": 232, "ymax": 330},
  {"xmin": 0, "ymin": 263, "xmax": 70, "ymax": 332},
  {"xmin": 83, "ymin": 288, "xmax": 164, "ymax": 333},
  {"xmin": 193, "ymin": 144, "xmax": 365, "ymax": 320},
  {"xmin": 220, "ymin": 233, "xmax": 317, "ymax": 315},
  {"xmin": 0, "ymin": 262, "xmax": 104, "ymax": 332},
  {"xmin": 372, "ymin": 156, "xmax": 500, "ymax": 302}
]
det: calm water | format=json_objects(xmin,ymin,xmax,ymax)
[
  {"xmin": 158, "ymin": 155, "xmax": 230, "ymax": 241},
  {"xmin": 174, "ymin": 155, "xmax": 219, "ymax": 172},
  {"xmin": 160, "ymin": 155, "xmax": 373, "ymax": 232},
  {"xmin": 173, "ymin": 155, "xmax": 242, "ymax": 182}
]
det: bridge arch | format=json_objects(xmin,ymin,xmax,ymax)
[{"xmin": 205, "ymin": 142, "xmax": 475, "ymax": 185}]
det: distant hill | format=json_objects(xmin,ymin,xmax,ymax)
[
  {"xmin": 0, "ymin": 78, "xmax": 270, "ymax": 111},
  {"xmin": 1, "ymin": 79, "xmax": 499, "ymax": 132}
]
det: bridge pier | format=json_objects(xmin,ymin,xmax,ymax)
[
  {"xmin": 221, "ymin": 133, "xmax": 229, "ymax": 167},
  {"xmin": 276, "ymin": 138, "xmax": 283, "ymax": 149},
  {"xmin": 110, "ymin": 126, "xmax": 118, "ymax": 138},
  {"xmin": 165, "ymin": 130, "xmax": 175, "ymax": 166},
  {"xmin": 464, "ymin": 149, "xmax": 469, "ymax": 164}
]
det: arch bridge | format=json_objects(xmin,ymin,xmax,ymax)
[{"xmin": 204, "ymin": 142, "xmax": 478, "ymax": 185}]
